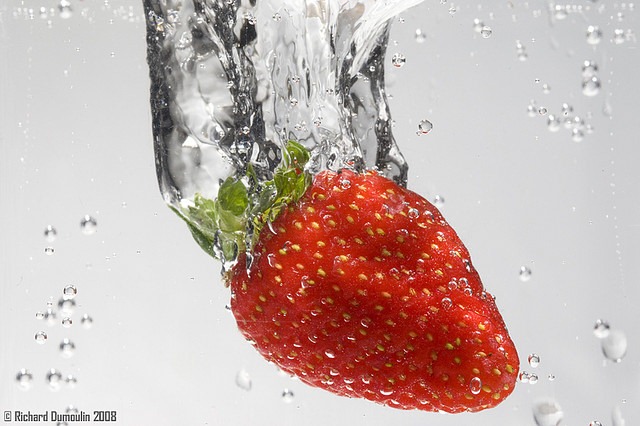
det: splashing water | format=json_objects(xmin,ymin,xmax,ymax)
[{"xmin": 144, "ymin": 0, "xmax": 423, "ymax": 269}]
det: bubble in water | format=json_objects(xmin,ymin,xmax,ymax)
[
  {"xmin": 81, "ymin": 314, "xmax": 93, "ymax": 329},
  {"xmin": 582, "ymin": 76, "xmax": 601, "ymax": 97},
  {"xmin": 473, "ymin": 18, "xmax": 484, "ymax": 33},
  {"xmin": 16, "ymin": 369, "xmax": 34, "ymax": 390},
  {"xmin": 538, "ymin": 107, "xmax": 548, "ymax": 116},
  {"xmin": 528, "ymin": 353, "xmax": 540, "ymax": 368},
  {"xmin": 547, "ymin": 373, "xmax": 556, "ymax": 381},
  {"xmin": 418, "ymin": 119, "xmax": 433, "ymax": 135},
  {"xmin": 47, "ymin": 368, "xmax": 63, "ymax": 389},
  {"xmin": 44, "ymin": 309, "xmax": 57, "ymax": 326},
  {"xmin": 613, "ymin": 29, "xmax": 626, "ymax": 44},
  {"xmin": 547, "ymin": 115, "xmax": 561, "ymax": 132},
  {"xmin": 58, "ymin": 0, "xmax": 72, "ymax": 19},
  {"xmin": 45, "ymin": 247, "xmax": 55, "ymax": 256},
  {"xmin": 80, "ymin": 215, "xmax": 97, "ymax": 235},
  {"xmin": 65, "ymin": 375, "xmax": 78, "ymax": 388},
  {"xmin": 35, "ymin": 311, "xmax": 45, "ymax": 320},
  {"xmin": 414, "ymin": 29, "xmax": 426, "ymax": 43},
  {"xmin": 58, "ymin": 298, "xmax": 76, "ymax": 314},
  {"xmin": 527, "ymin": 102, "xmax": 537, "ymax": 117},
  {"xmin": 44, "ymin": 225, "xmax": 57, "ymax": 242},
  {"xmin": 35, "ymin": 331, "xmax": 47, "ymax": 344},
  {"xmin": 441, "ymin": 297, "xmax": 452, "ymax": 310},
  {"xmin": 63, "ymin": 285, "xmax": 77, "ymax": 300},
  {"xmin": 612, "ymin": 404, "xmax": 626, "ymax": 426},
  {"xmin": 586, "ymin": 25, "xmax": 603, "ymax": 45},
  {"xmin": 532, "ymin": 398, "xmax": 564, "ymax": 426},
  {"xmin": 582, "ymin": 60, "xmax": 599, "ymax": 78},
  {"xmin": 529, "ymin": 373, "xmax": 539, "ymax": 384},
  {"xmin": 408, "ymin": 208, "xmax": 420, "ymax": 219},
  {"xmin": 519, "ymin": 371, "xmax": 530, "ymax": 383},
  {"xmin": 282, "ymin": 389, "xmax": 295, "ymax": 403},
  {"xmin": 601, "ymin": 329, "xmax": 627, "ymax": 362},
  {"xmin": 589, "ymin": 422, "xmax": 603, "ymax": 426},
  {"xmin": 571, "ymin": 128, "xmax": 584, "ymax": 143},
  {"xmin": 519, "ymin": 266, "xmax": 532, "ymax": 282},
  {"xmin": 561, "ymin": 103, "xmax": 573, "ymax": 117},
  {"xmin": 391, "ymin": 53, "xmax": 406, "ymax": 68},
  {"xmin": 480, "ymin": 26, "xmax": 493, "ymax": 38},
  {"xmin": 542, "ymin": 83, "xmax": 551, "ymax": 94},
  {"xmin": 235, "ymin": 369, "xmax": 252, "ymax": 391},
  {"xmin": 469, "ymin": 377, "xmax": 482, "ymax": 394},
  {"xmin": 433, "ymin": 195, "xmax": 445, "ymax": 207},
  {"xmin": 59, "ymin": 338, "xmax": 76, "ymax": 358},
  {"xmin": 553, "ymin": 5, "xmax": 568, "ymax": 20},
  {"xmin": 62, "ymin": 317, "xmax": 72, "ymax": 328}
]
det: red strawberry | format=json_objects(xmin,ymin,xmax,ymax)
[{"xmin": 229, "ymin": 169, "xmax": 519, "ymax": 413}]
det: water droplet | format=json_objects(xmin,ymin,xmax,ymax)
[
  {"xmin": 235, "ymin": 369, "xmax": 252, "ymax": 391},
  {"xmin": 59, "ymin": 338, "xmax": 76, "ymax": 358},
  {"xmin": 44, "ymin": 225, "xmax": 57, "ymax": 242},
  {"xmin": 35, "ymin": 331, "xmax": 47, "ymax": 344},
  {"xmin": 519, "ymin": 266, "xmax": 532, "ymax": 282},
  {"xmin": 414, "ymin": 29, "xmax": 426, "ymax": 43},
  {"xmin": 282, "ymin": 389, "xmax": 295, "ymax": 403},
  {"xmin": 418, "ymin": 119, "xmax": 433, "ymax": 135},
  {"xmin": 528, "ymin": 353, "xmax": 540, "ymax": 368},
  {"xmin": 469, "ymin": 377, "xmax": 482, "ymax": 394},
  {"xmin": 391, "ymin": 53, "xmax": 406, "ymax": 68},
  {"xmin": 601, "ymin": 329, "xmax": 627, "ymax": 362},
  {"xmin": 582, "ymin": 76, "xmax": 601, "ymax": 97},
  {"xmin": 62, "ymin": 317, "xmax": 72, "ymax": 328},
  {"xmin": 81, "ymin": 314, "xmax": 93, "ymax": 329},
  {"xmin": 433, "ymin": 195, "xmax": 445, "ymax": 207},
  {"xmin": 407, "ymin": 208, "xmax": 420, "ymax": 219},
  {"xmin": 538, "ymin": 107, "xmax": 548, "ymax": 116},
  {"xmin": 16, "ymin": 369, "xmax": 33, "ymax": 390},
  {"xmin": 480, "ymin": 26, "xmax": 492, "ymax": 38},
  {"xmin": 80, "ymin": 215, "xmax": 97, "ymax": 235},
  {"xmin": 587, "ymin": 25, "xmax": 602, "ymax": 45},
  {"xmin": 325, "ymin": 349, "xmax": 336, "ymax": 359},
  {"xmin": 63, "ymin": 285, "xmax": 77, "ymax": 300},
  {"xmin": 58, "ymin": 0, "xmax": 72, "ymax": 19},
  {"xmin": 44, "ymin": 247, "xmax": 55, "ymax": 256},
  {"xmin": 47, "ymin": 368, "xmax": 63, "ymax": 389},
  {"xmin": 532, "ymin": 398, "xmax": 564, "ymax": 426}
]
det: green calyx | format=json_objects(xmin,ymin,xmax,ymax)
[{"xmin": 174, "ymin": 140, "xmax": 311, "ymax": 263}]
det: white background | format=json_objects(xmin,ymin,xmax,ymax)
[{"xmin": 1, "ymin": 1, "xmax": 638, "ymax": 425}]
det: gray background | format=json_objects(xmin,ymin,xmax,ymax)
[{"xmin": 1, "ymin": 1, "xmax": 638, "ymax": 425}]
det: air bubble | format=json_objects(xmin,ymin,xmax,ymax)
[
  {"xmin": 62, "ymin": 317, "xmax": 72, "ymax": 328},
  {"xmin": 594, "ymin": 319, "xmax": 610, "ymax": 338},
  {"xmin": 441, "ymin": 297, "xmax": 452, "ymax": 310},
  {"xmin": 80, "ymin": 215, "xmax": 97, "ymax": 235},
  {"xmin": 519, "ymin": 266, "xmax": 532, "ymax": 282},
  {"xmin": 542, "ymin": 83, "xmax": 551, "ymax": 94},
  {"xmin": 582, "ymin": 60, "xmax": 599, "ymax": 78},
  {"xmin": 480, "ymin": 26, "xmax": 492, "ymax": 38},
  {"xmin": 613, "ymin": 29, "xmax": 626, "ymax": 44},
  {"xmin": 433, "ymin": 195, "xmax": 445, "ymax": 207},
  {"xmin": 44, "ymin": 247, "xmax": 55, "ymax": 256},
  {"xmin": 601, "ymin": 329, "xmax": 627, "ymax": 362},
  {"xmin": 58, "ymin": 298, "xmax": 76, "ymax": 315},
  {"xmin": 561, "ymin": 103, "xmax": 573, "ymax": 116},
  {"xmin": 528, "ymin": 373, "xmax": 539, "ymax": 384},
  {"xmin": 35, "ymin": 312, "xmax": 44, "ymax": 320},
  {"xmin": 65, "ymin": 375, "xmax": 78, "ymax": 387},
  {"xmin": 35, "ymin": 331, "xmax": 47, "ymax": 344},
  {"xmin": 282, "ymin": 389, "xmax": 295, "ymax": 403},
  {"xmin": 44, "ymin": 309, "xmax": 57, "ymax": 326},
  {"xmin": 47, "ymin": 369, "xmax": 63, "ymax": 389},
  {"xmin": 235, "ymin": 369, "xmax": 252, "ymax": 391},
  {"xmin": 532, "ymin": 398, "xmax": 564, "ymax": 426},
  {"xmin": 538, "ymin": 107, "xmax": 548, "ymax": 115},
  {"xmin": 60, "ymin": 338, "xmax": 76, "ymax": 358},
  {"xmin": 81, "ymin": 314, "xmax": 94, "ymax": 329},
  {"xmin": 571, "ymin": 128, "xmax": 584, "ymax": 143},
  {"xmin": 63, "ymin": 285, "xmax": 77, "ymax": 300},
  {"xmin": 582, "ymin": 76, "xmax": 601, "ymax": 97},
  {"xmin": 391, "ymin": 53, "xmax": 406, "ymax": 68},
  {"xmin": 469, "ymin": 377, "xmax": 482, "ymax": 394},
  {"xmin": 528, "ymin": 353, "xmax": 540, "ymax": 368},
  {"xmin": 589, "ymin": 422, "xmax": 603, "ymax": 426},
  {"xmin": 44, "ymin": 225, "xmax": 57, "ymax": 242},
  {"xmin": 408, "ymin": 208, "xmax": 419, "ymax": 218},
  {"xmin": 473, "ymin": 19, "xmax": 484, "ymax": 33},
  {"xmin": 547, "ymin": 115, "xmax": 561, "ymax": 132},
  {"xmin": 414, "ymin": 29, "xmax": 426, "ymax": 43},
  {"xmin": 58, "ymin": 0, "xmax": 72, "ymax": 19},
  {"xmin": 418, "ymin": 119, "xmax": 433, "ymax": 135},
  {"xmin": 586, "ymin": 26, "xmax": 603, "ymax": 45},
  {"xmin": 16, "ymin": 369, "xmax": 33, "ymax": 390}
]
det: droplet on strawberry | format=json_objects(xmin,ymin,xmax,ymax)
[{"xmin": 229, "ymin": 169, "xmax": 519, "ymax": 413}]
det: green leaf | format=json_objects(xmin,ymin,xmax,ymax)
[{"xmin": 176, "ymin": 140, "xmax": 312, "ymax": 263}]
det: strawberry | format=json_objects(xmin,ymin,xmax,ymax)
[
  {"xmin": 177, "ymin": 141, "xmax": 518, "ymax": 413},
  {"xmin": 228, "ymin": 168, "xmax": 519, "ymax": 413}
]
